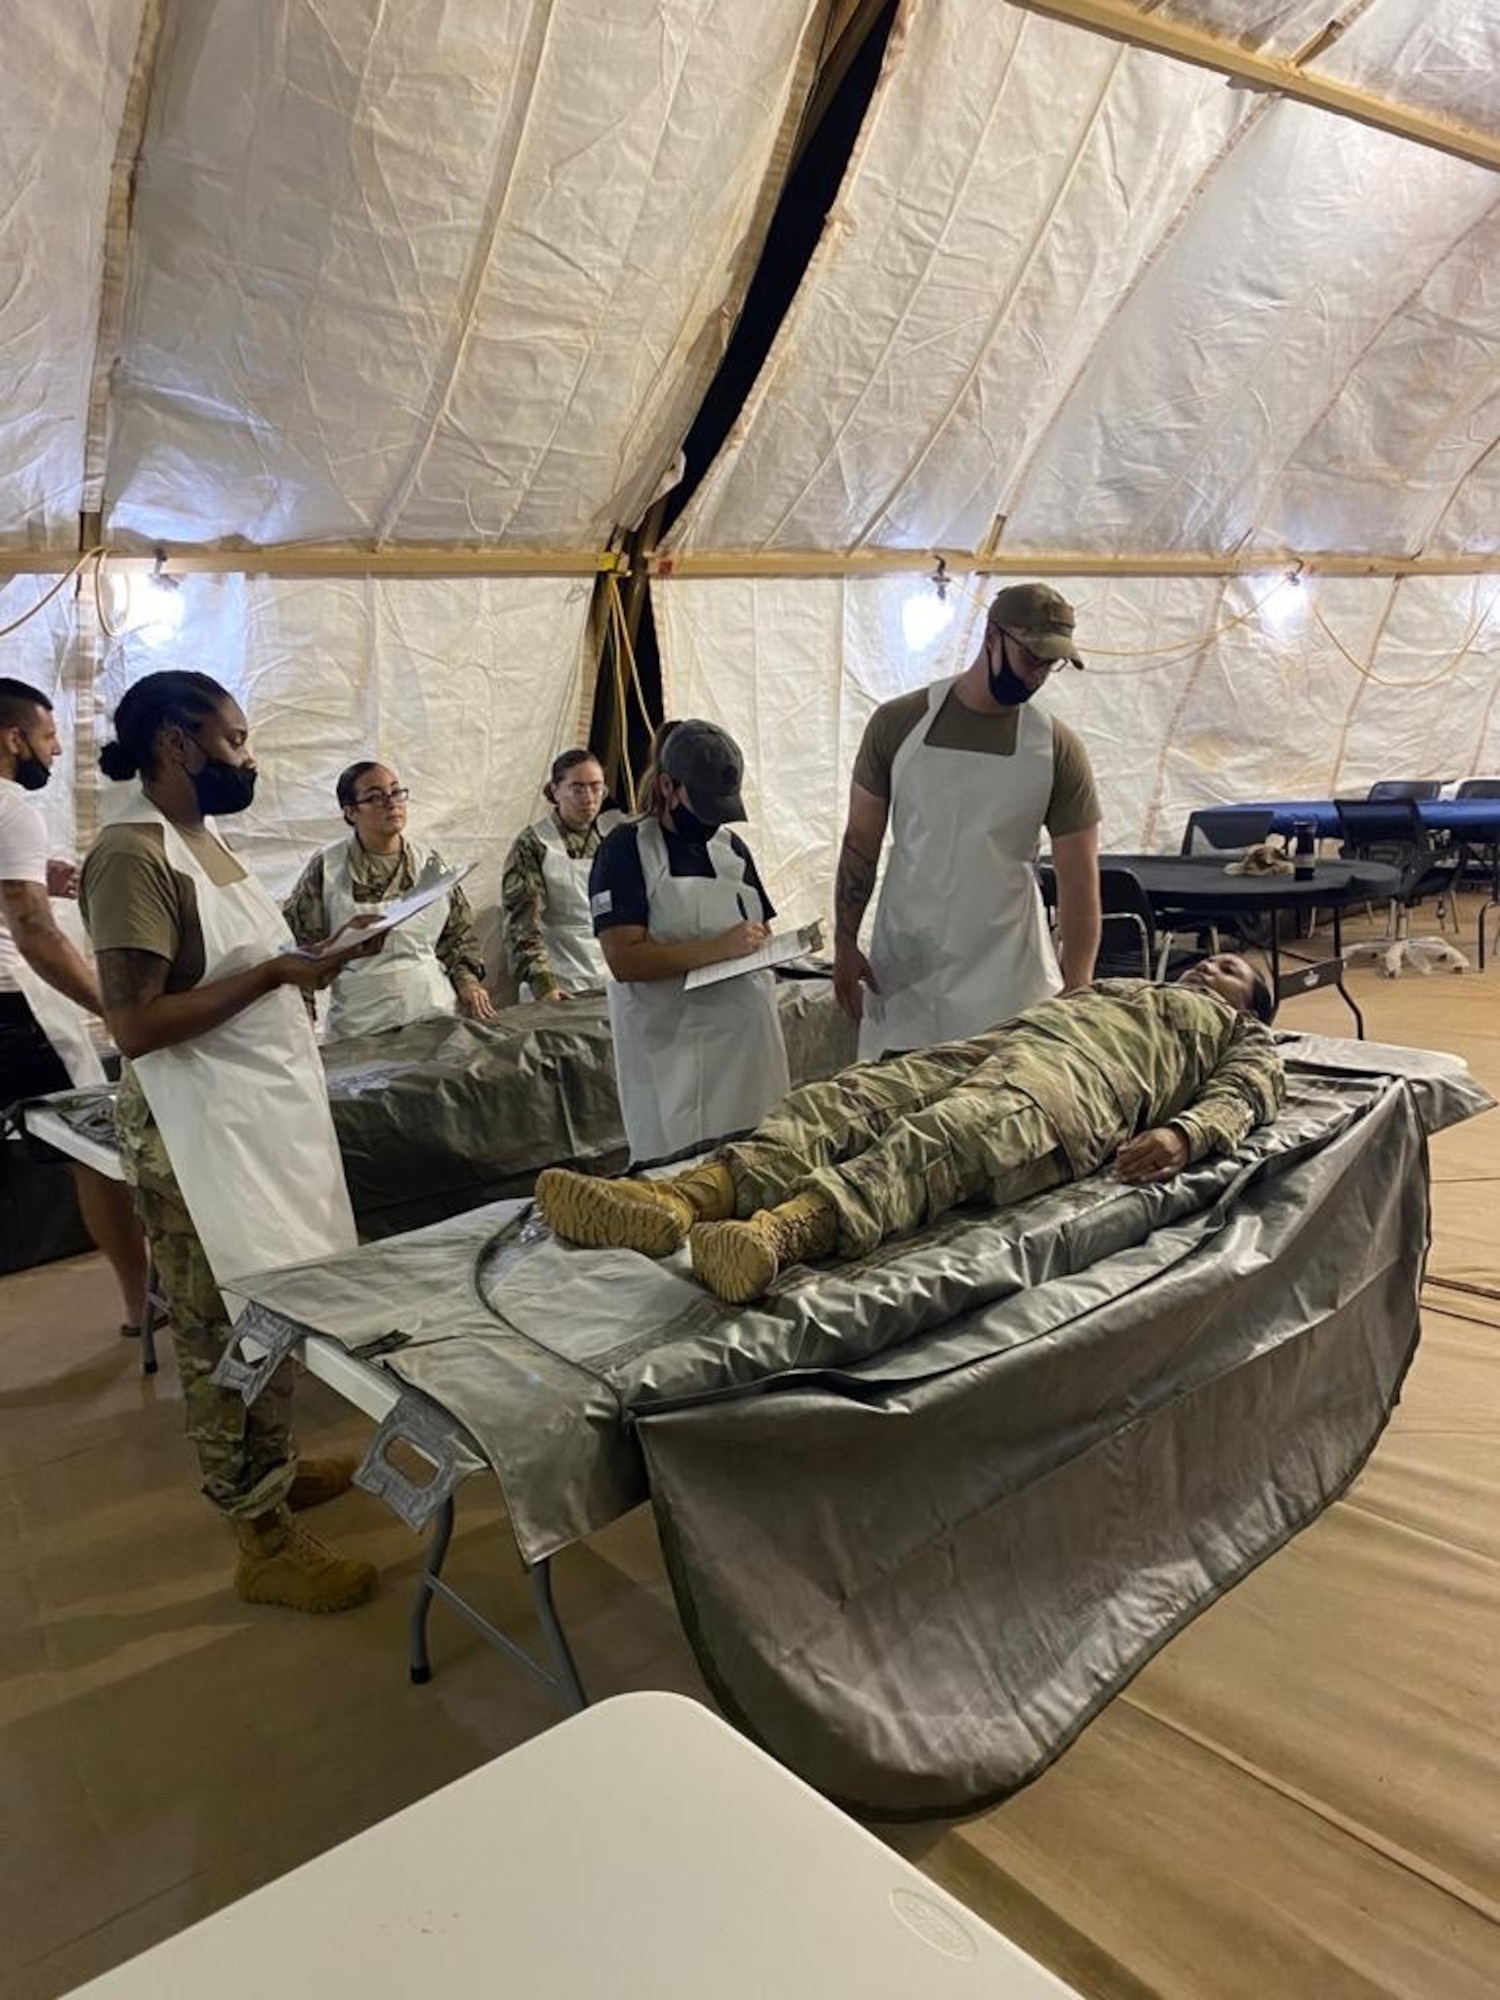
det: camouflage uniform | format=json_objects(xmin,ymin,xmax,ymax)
[
  {"xmin": 283, "ymin": 840, "xmax": 485, "ymax": 994},
  {"xmin": 500, "ymin": 815, "xmax": 609, "ymax": 997},
  {"xmin": 116, "ymin": 1067, "xmax": 296, "ymax": 1520},
  {"xmin": 721, "ymin": 979, "xmax": 1285, "ymax": 1257}
]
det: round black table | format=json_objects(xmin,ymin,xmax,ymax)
[{"xmin": 1041, "ymin": 853, "xmax": 1400, "ymax": 1036}]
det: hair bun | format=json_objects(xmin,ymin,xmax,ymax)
[{"xmin": 97, "ymin": 740, "xmax": 139, "ymax": 781}]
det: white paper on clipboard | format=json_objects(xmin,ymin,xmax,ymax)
[
  {"xmin": 684, "ymin": 922, "xmax": 823, "ymax": 990},
  {"xmin": 326, "ymin": 863, "xmax": 475, "ymax": 946}
]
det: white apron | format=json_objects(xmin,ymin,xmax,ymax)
[
  {"xmin": 321, "ymin": 836, "xmax": 454, "ymax": 1038},
  {"xmin": 528, "ymin": 810, "xmax": 621, "ymax": 996},
  {"xmin": 116, "ymin": 792, "xmax": 356, "ymax": 1286},
  {"xmin": 606, "ymin": 818, "xmax": 789, "ymax": 1163},
  {"xmin": 860, "ymin": 679, "xmax": 1061, "ymax": 1058},
  {"xmin": 12, "ymin": 899, "xmax": 107, "ymax": 1088}
]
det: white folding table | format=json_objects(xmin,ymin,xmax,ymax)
[
  {"xmin": 21, "ymin": 1100, "xmax": 585, "ymax": 1705},
  {"xmin": 63, "ymin": 1692, "xmax": 1083, "ymax": 1998}
]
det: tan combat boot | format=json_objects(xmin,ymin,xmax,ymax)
[
  {"xmin": 689, "ymin": 1192, "xmax": 838, "ymax": 1305},
  {"xmin": 234, "ymin": 1507, "xmax": 378, "ymax": 1614},
  {"xmin": 535, "ymin": 1159, "xmax": 735, "ymax": 1256},
  {"xmin": 287, "ymin": 1453, "xmax": 359, "ymax": 1512}
]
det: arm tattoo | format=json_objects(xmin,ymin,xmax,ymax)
[
  {"xmin": 834, "ymin": 835, "xmax": 879, "ymax": 942},
  {"xmin": 0, "ymin": 880, "xmax": 58, "ymax": 941},
  {"xmin": 98, "ymin": 948, "xmax": 171, "ymax": 1014}
]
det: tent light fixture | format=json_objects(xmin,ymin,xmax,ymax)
[
  {"xmin": 1255, "ymin": 562, "xmax": 1310, "ymax": 640},
  {"xmin": 107, "ymin": 547, "xmax": 186, "ymax": 647},
  {"xmin": 902, "ymin": 556, "xmax": 956, "ymax": 651}
]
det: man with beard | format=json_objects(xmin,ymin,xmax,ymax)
[
  {"xmin": 834, "ymin": 583, "xmax": 1103, "ymax": 1058},
  {"xmin": 81, "ymin": 671, "xmax": 384, "ymax": 1614},
  {"xmin": 0, "ymin": 676, "xmax": 148, "ymax": 1335}
]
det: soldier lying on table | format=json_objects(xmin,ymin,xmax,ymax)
[{"xmin": 536, "ymin": 956, "xmax": 1283, "ymax": 1304}]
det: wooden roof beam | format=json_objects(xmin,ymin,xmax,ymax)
[{"xmin": 1009, "ymin": 0, "xmax": 1500, "ymax": 174}]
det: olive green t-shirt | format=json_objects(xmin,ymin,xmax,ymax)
[
  {"xmin": 79, "ymin": 821, "xmax": 248, "ymax": 991},
  {"xmin": 852, "ymin": 686, "xmax": 1101, "ymax": 836}
]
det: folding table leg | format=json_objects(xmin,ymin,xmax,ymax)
[
  {"xmin": 1332, "ymin": 911, "xmax": 1366, "ymax": 1039},
  {"xmin": 406, "ymin": 1499, "xmax": 587, "ymax": 1711},
  {"xmin": 408, "ymin": 1495, "xmax": 455, "ymax": 1686}
]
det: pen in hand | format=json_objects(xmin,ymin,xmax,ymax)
[{"xmin": 736, "ymin": 893, "xmax": 749, "ymax": 920}]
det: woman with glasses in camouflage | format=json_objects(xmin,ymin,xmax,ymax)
[
  {"xmin": 501, "ymin": 749, "xmax": 621, "ymax": 1002},
  {"xmin": 284, "ymin": 760, "xmax": 493, "ymax": 1036}
]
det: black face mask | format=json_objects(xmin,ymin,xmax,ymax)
[
  {"xmin": 14, "ymin": 740, "xmax": 51, "ymax": 791},
  {"xmin": 986, "ymin": 644, "xmax": 1040, "ymax": 707},
  {"xmin": 192, "ymin": 757, "xmax": 258, "ymax": 816},
  {"xmin": 669, "ymin": 800, "xmax": 719, "ymax": 844}
]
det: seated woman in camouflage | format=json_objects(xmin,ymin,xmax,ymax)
[{"xmin": 536, "ymin": 955, "xmax": 1283, "ymax": 1304}]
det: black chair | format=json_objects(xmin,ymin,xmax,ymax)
[
  {"xmin": 1366, "ymin": 779, "xmax": 1441, "ymax": 801},
  {"xmin": 1179, "ymin": 807, "xmax": 1275, "ymax": 856},
  {"xmin": 1095, "ymin": 867, "xmax": 1155, "ymax": 978},
  {"xmin": 1455, "ymin": 780, "xmax": 1500, "ymax": 962},
  {"xmin": 1334, "ymin": 800, "xmax": 1466, "ymax": 976},
  {"xmin": 1094, "ymin": 867, "xmax": 1202, "ymax": 980}
]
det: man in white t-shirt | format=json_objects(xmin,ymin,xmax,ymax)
[{"xmin": 1, "ymin": 677, "xmax": 147, "ymax": 1337}]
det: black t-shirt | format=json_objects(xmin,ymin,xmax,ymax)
[{"xmin": 589, "ymin": 819, "xmax": 774, "ymax": 934}]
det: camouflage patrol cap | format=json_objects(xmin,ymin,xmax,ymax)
[{"xmin": 987, "ymin": 582, "xmax": 1085, "ymax": 669}]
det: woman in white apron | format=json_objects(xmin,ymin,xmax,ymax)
[
  {"xmin": 284, "ymin": 760, "xmax": 494, "ymax": 1038},
  {"xmin": 82, "ymin": 670, "xmax": 383, "ymax": 1616},
  {"xmin": 501, "ymin": 749, "xmax": 621, "ymax": 1000},
  {"xmin": 592, "ymin": 719, "xmax": 789, "ymax": 1164}
]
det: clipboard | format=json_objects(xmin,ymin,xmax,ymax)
[
  {"xmin": 684, "ymin": 921, "xmax": 823, "ymax": 990},
  {"xmin": 325, "ymin": 862, "xmax": 475, "ymax": 948}
]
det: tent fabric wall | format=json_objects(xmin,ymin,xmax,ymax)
[
  {"xmin": 102, "ymin": 0, "xmax": 824, "ymax": 550},
  {"xmin": 666, "ymin": 0, "xmax": 1500, "ymax": 559},
  {"xmin": 90, "ymin": 576, "xmax": 594, "ymax": 931},
  {"xmin": 656, "ymin": 570, "xmax": 1500, "ymax": 919},
  {"xmin": 0, "ymin": 2, "xmax": 142, "ymax": 549}
]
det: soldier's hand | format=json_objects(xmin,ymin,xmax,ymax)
[
  {"xmin": 721, "ymin": 919, "xmax": 770, "ymax": 958},
  {"xmin": 833, "ymin": 939, "xmax": 877, "ymax": 1023},
  {"xmin": 458, "ymin": 982, "xmax": 496, "ymax": 1021},
  {"xmin": 1115, "ymin": 1126, "xmax": 1191, "ymax": 1184}
]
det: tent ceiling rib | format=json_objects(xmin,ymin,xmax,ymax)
[
  {"xmin": 1010, "ymin": 2, "xmax": 1500, "ymax": 171},
  {"xmin": 651, "ymin": 550, "xmax": 1500, "ymax": 579}
]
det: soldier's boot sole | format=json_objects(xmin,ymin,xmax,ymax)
[
  {"xmin": 690, "ymin": 1194, "xmax": 839, "ymax": 1305},
  {"xmin": 535, "ymin": 1169, "xmax": 694, "ymax": 1256},
  {"xmin": 689, "ymin": 1217, "xmax": 783, "ymax": 1304}
]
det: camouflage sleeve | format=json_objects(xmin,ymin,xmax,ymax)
[
  {"xmin": 282, "ymin": 851, "xmax": 327, "ymax": 948},
  {"xmin": 1170, "ymin": 1015, "xmax": 1286, "ymax": 1163},
  {"xmin": 429, "ymin": 854, "xmax": 485, "ymax": 992},
  {"xmin": 500, "ymin": 827, "xmax": 555, "ymax": 996}
]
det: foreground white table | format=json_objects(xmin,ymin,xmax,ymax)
[{"xmin": 65, "ymin": 1692, "xmax": 1081, "ymax": 1998}]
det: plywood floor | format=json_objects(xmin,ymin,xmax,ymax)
[{"xmin": 2, "ymin": 900, "xmax": 1496, "ymax": 1998}]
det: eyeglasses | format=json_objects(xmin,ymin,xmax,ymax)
[
  {"xmin": 353, "ymin": 787, "xmax": 409, "ymax": 807},
  {"xmin": 558, "ymin": 781, "xmax": 606, "ymax": 797}
]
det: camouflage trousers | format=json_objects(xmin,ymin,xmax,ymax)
[
  {"xmin": 124, "ymin": 1104, "xmax": 298, "ymax": 1521},
  {"xmin": 720, "ymin": 1039, "xmax": 1071, "ymax": 1259}
]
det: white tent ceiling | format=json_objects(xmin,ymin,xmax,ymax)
[
  {"xmin": 2, "ymin": 0, "xmax": 1498, "ymax": 931},
  {"xmin": 667, "ymin": 0, "xmax": 1500, "ymax": 559}
]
